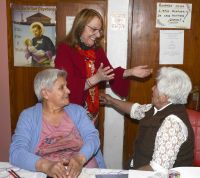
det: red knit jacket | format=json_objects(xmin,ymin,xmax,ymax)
[{"xmin": 55, "ymin": 42, "xmax": 129, "ymax": 106}]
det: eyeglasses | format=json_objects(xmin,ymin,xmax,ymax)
[{"xmin": 86, "ymin": 25, "xmax": 103, "ymax": 35}]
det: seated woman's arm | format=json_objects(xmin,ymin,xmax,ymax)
[
  {"xmin": 66, "ymin": 104, "xmax": 100, "ymax": 161},
  {"xmin": 100, "ymin": 93, "xmax": 152, "ymax": 120},
  {"xmin": 64, "ymin": 104, "xmax": 101, "ymax": 177},
  {"xmin": 10, "ymin": 106, "xmax": 84, "ymax": 178},
  {"xmin": 139, "ymin": 115, "xmax": 187, "ymax": 173},
  {"xmin": 99, "ymin": 93, "xmax": 133, "ymax": 114},
  {"xmin": 9, "ymin": 110, "xmax": 41, "ymax": 171}
]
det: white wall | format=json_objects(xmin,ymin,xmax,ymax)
[{"xmin": 103, "ymin": 0, "xmax": 129, "ymax": 169}]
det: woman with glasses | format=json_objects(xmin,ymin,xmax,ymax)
[{"xmin": 55, "ymin": 8, "xmax": 152, "ymax": 125}]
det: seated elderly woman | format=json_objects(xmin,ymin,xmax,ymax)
[
  {"xmin": 100, "ymin": 67, "xmax": 194, "ymax": 173},
  {"xmin": 10, "ymin": 69, "xmax": 105, "ymax": 178}
]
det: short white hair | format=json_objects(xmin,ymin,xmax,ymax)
[
  {"xmin": 34, "ymin": 69, "xmax": 67, "ymax": 101},
  {"xmin": 156, "ymin": 67, "xmax": 192, "ymax": 104}
]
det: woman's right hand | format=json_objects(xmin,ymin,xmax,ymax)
[
  {"xmin": 36, "ymin": 158, "xmax": 68, "ymax": 178},
  {"xmin": 65, "ymin": 154, "xmax": 86, "ymax": 178},
  {"xmin": 85, "ymin": 63, "xmax": 115, "ymax": 90},
  {"xmin": 95, "ymin": 63, "xmax": 115, "ymax": 82}
]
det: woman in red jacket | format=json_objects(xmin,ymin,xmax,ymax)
[{"xmin": 55, "ymin": 8, "xmax": 152, "ymax": 125}]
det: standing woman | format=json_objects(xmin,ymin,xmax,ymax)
[{"xmin": 55, "ymin": 8, "xmax": 152, "ymax": 125}]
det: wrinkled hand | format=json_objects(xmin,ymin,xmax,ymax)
[
  {"xmin": 126, "ymin": 65, "xmax": 153, "ymax": 78},
  {"xmin": 44, "ymin": 160, "xmax": 69, "ymax": 178},
  {"xmin": 95, "ymin": 63, "xmax": 115, "ymax": 82},
  {"xmin": 65, "ymin": 154, "xmax": 86, "ymax": 178},
  {"xmin": 99, "ymin": 93, "xmax": 113, "ymax": 106}
]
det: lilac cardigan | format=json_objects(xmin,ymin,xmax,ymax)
[{"xmin": 9, "ymin": 103, "xmax": 106, "ymax": 171}]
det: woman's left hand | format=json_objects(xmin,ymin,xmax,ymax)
[
  {"xmin": 99, "ymin": 93, "xmax": 113, "ymax": 106},
  {"xmin": 65, "ymin": 154, "xmax": 86, "ymax": 178},
  {"xmin": 123, "ymin": 65, "xmax": 153, "ymax": 78}
]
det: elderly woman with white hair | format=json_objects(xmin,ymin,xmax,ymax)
[
  {"xmin": 100, "ymin": 67, "xmax": 194, "ymax": 173},
  {"xmin": 10, "ymin": 69, "xmax": 105, "ymax": 178}
]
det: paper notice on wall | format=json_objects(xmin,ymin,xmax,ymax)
[
  {"xmin": 111, "ymin": 13, "xmax": 127, "ymax": 31},
  {"xmin": 66, "ymin": 16, "xmax": 75, "ymax": 35},
  {"xmin": 159, "ymin": 30, "xmax": 184, "ymax": 64},
  {"xmin": 156, "ymin": 3, "xmax": 192, "ymax": 29}
]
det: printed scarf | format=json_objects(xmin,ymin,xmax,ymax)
[{"xmin": 76, "ymin": 45, "xmax": 99, "ymax": 124}]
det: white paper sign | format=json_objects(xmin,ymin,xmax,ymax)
[
  {"xmin": 111, "ymin": 13, "xmax": 127, "ymax": 31},
  {"xmin": 66, "ymin": 16, "xmax": 75, "ymax": 35},
  {"xmin": 156, "ymin": 3, "xmax": 192, "ymax": 29},
  {"xmin": 159, "ymin": 30, "xmax": 184, "ymax": 64}
]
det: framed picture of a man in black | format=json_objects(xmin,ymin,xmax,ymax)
[
  {"xmin": 26, "ymin": 22, "xmax": 55, "ymax": 66},
  {"xmin": 12, "ymin": 5, "xmax": 56, "ymax": 67}
]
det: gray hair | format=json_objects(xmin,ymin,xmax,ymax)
[
  {"xmin": 156, "ymin": 67, "xmax": 192, "ymax": 104},
  {"xmin": 34, "ymin": 69, "xmax": 67, "ymax": 101}
]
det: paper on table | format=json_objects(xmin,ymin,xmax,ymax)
[
  {"xmin": 128, "ymin": 170, "xmax": 154, "ymax": 178},
  {"xmin": 96, "ymin": 174, "xmax": 128, "ymax": 178},
  {"xmin": 171, "ymin": 167, "xmax": 200, "ymax": 178},
  {"xmin": 79, "ymin": 168, "xmax": 129, "ymax": 178}
]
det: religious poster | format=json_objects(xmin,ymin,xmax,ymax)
[
  {"xmin": 156, "ymin": 3, "xmax": 192, "ymax": 29},
  {"xmin": 12, "ymin": 4, "xmax": 56, "ymax": 67}
]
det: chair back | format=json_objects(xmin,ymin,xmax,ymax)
[{"xmin": 187, "ymin": 109, "xmax": 200, "ymax": 166}]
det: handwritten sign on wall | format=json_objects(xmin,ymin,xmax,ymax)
[
  {"xmin": 156, "ymin": 3, "xmax": 192, "ymax": 29},
  {"xmin": 111, "ymin": 13, "xmax": 126, "ymax": 31}
]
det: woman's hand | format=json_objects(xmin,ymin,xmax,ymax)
[
  {"xmin": 95, "ymin": 63, "xmax": 115, "ymax": 82},
  {"xmin": 65, "ymin": 154, "xmax": 86, "ymax": 178},
  {"xmin": 36, "ymin": 158, "xmax": 68, "ymax": 178},
  {"xmin": 85, "ymin": 63, "xmax": 115, "ymax": 90},
  {"xmin": 100, "ymin": 93, "xmax": 133, "ymax": 114},
  {"xmin": 99, "ymin": 93, "xmax": 113, "ymax": 106},
  {"xmin": 123, "ymin": 65, "xmax": 153, "ymax": 78}
]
